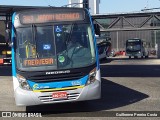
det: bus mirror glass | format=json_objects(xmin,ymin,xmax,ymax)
[
  {"xmin": 5, "ymin": 29, "xmax": 12, "ymax": 47},
  {"xmin": 5, "ymin": 29, "xmax": 11, "ymax": 42},
  {"xmin": 94, "ymin": 24, "xmax": 100, "ymax": 36},
  {"xmin": 5, "ymin": 21, "xmax": 12, "ymax": 43},
  {"xmin": 106, "ymin": 37, "xmax": 111, "ymax": 42}
]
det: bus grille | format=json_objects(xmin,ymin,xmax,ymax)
[
  {"xmin": 27, "ymin": 73, "xmax": 84, "ymax": 82},
  {"xmin": 38, "ymin": 93, "xmax": 80, "ymax": 103}
]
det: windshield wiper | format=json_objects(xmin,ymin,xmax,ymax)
[
  {"xmin": 31, "ymin": 24, "xmax": 39, "ymax": 58},
  {"xmin": 61, "ymin": 24, "xmax": 75, "ymax": 67},
  {"xmin": 65, "ymin": 23, "xmax": 74, "ymax": 47}
]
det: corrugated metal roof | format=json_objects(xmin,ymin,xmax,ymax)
[{"xmin": 0, "ymin": 5, "xmax": 48, "ymax": 16}]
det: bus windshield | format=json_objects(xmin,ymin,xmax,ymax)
[
  {"xmin": 16, "ymin": 23, "xmax": 96, "ymax": 71},
  {"xmin": 126, "ymin": 40, "xmax": 141, "ymax": 52}
]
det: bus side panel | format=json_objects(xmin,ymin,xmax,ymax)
[
  {"xmin": 12, "ymin": 13, "xmax": 19, "ymax": 91},
  {"xmin": 85, "ymin": 9, "xmax": 101, "ymax": 100},
  {"xmin": 86, "ymin": 9, "xmax": 100, "ymax": 71}
]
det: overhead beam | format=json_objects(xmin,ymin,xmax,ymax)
[
  {"xmin": 101, "ymin": 27, "xmax": 160, "ymax": 32},
  {"xmin": 92, "ymin": 12, "xmax": 160, "ymax": 32}
]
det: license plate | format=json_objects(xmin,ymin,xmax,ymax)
[
  {"xmin": 0, "ymin": 59, "xmax": 3, "ymax": 64},
  {"xmin": 52, "ymin": 91, "xmax": 67, "ymax": 99}
]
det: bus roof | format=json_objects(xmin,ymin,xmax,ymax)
[
  {"xmin": 0, "ymin": 5, "xmax": 85, "ymax": 16},
  {"xmin": 0, "ymin": 5, "xmax": 49, "ymax": 16},
  {"xmin": 18, "ymin": 8, "xmax": 85, "ymax": 24},
  {"xmin": 127, "ymin": 38, "xmax": 142, "ymax": 42}
]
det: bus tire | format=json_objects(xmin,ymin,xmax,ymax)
[
  {"xmin": 129, "ymin": 56, "xmax": 131, "ymax": 59},
  {"xmin": 105, "ymin": 55, "xmax": 108, "ymax": 60},
  {"xmin": 145, "ymin": 56, "xmax": 148, "ymax": 58}
]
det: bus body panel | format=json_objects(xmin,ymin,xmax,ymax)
[
  {"xmin": 126, "ymin": 48, "xmax": 149, "ymax": 58},
  {"xmin": 86, "ymin": 9, "xmax": 100, "ymax": 70},
  {"xmin": 125, "ymin": 38, "xmax": 149, "ymax": 58},
  {"xmin": 14, "ymin": 69, "xmax": 101, "ymax": 106}
]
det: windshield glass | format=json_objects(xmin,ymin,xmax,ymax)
[
  {"xmin": 16, "ymin": 24, "xmax": 96, "ymax": 71},
  {"xmin": 126, "ymin": 40, "xmax": 141, "ymax": 51}
]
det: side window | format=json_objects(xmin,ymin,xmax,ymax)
[
  {"xmin": 17, "ymin": 28, "xmax": 32, "ymax": 47},
  {"xmin": 17, "ymin": 28, "xmax": 32, "ymax": 58}
]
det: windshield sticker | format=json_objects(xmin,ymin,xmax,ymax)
[
  {"xmin": 43, "ymin": 44, "xmax": 51, "ymax": 50},
  {"xmin": 55, "ymin": 26, "xmax": 62, "ymax": 33},
  {"xmin": 23, "ymin": 58, "xmax": 54, "ymax": 66},
  {"xmin": 33, "ymin": 84, "xmax": 50, "ymax": 90},
  {"xmin": 56, "ymin": 33, "xmax": 61, "ymax": 37},
  {"xmin": 58, "ymin": 55, "xmax": 65, "ymax": 63}
]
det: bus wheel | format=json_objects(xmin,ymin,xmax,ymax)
[
  {"xmin": 145, "ymin": 56, "xmax": 148, "ymax": 58},
  {"xmin": 129, "ymin": 56, "xmax": 131, "ymax": 59},
  {"xmin": 141, "ymin": 56, "xmax": 143, "ymax": 58},
  {"xmin": 105, "ymin": 55, "xmax": 108, "ymax": 60}
]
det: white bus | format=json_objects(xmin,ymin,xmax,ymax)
[{"xmin": 6, "ymin": 7, "xmax": 101, "ymax": 106}]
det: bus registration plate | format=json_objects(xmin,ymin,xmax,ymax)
[
  {"xmin": 52, "ymin": 92, "xmax": 67, "ymax": 99},
  {"xmin": 0, "ymin": 59, "xmax": 3, "ymax": 64}
]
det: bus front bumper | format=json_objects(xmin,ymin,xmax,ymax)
[
  {"xmin": 14, "ymin": 80, "xmax": 101, "ymax": 106},
  {"xmin": 126, "ymin": 53, "xmax": 142, "ymax": 57}
]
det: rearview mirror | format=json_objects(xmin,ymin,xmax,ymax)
[
  {"xmin": 94, "ymin": 24, "xmax": 100, "ymax": 36},
  {"xmin": 5, "ymin": 29, "xmax": 13, "ymax": 47},
  {"xmin": 5, "ymin": 21, "xmax": 12, "ymax": 44},
  {"xmin": 5, "ymin": 29, "xmax": 11, "ymax": 42}
]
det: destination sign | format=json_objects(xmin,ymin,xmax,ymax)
[
  {"xmin": 128, "ymin": 39, "xmax": 140, "ymax": 42},
  {"xmin": 19, "ymin": 10, "xmax": 84, "ymax": 24},
  {"xmin": 23, "ymin": 58, "xmax": 54, "ymax": 67}
]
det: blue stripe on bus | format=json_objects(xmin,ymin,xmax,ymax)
[
  {"xmin": 11, "ymin": 13, "xmax": 16, "ymax": 77},
  {"xmin": 85, "ymin": 9, "xmax": 100, "ymax": 70},
  {"xmin": 27, "ymin": 75, "xmax": 88, "ymax": 90}
]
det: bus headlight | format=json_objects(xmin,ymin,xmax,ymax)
[
  {"xmin": 86, "ymin": 68, "xmax": 97, "ymax": 86},
  {"xmin": 17, "ymin": 74, "xmax": 31, "ymax": 90},
  {"xmin": 7, "ymin": 51, "xmax": 11, "ymax": 55},
  {"xmin": 2, "ymin": 51, "xmax": 6, "ymax": 55}
]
